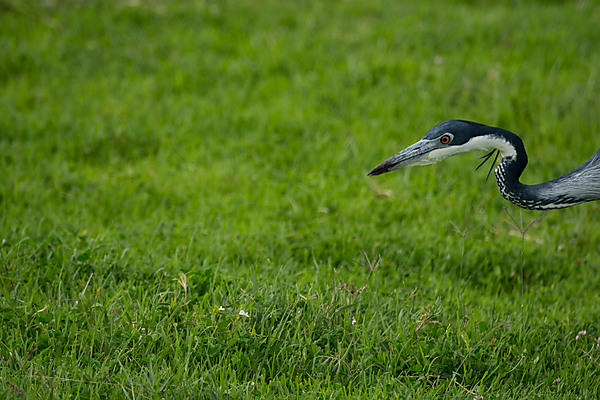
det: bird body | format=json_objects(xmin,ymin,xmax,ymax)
[{"xmin": 368, "ymin": 120, "xmax": 600, "ymax": 210}]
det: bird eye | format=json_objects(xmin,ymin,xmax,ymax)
[{"xmin": 439, "ymin": 134, "xmax": 452, "ymax": 144}]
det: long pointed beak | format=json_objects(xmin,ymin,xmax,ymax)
[{"xmin": 368, "ymin": 140, "xmax": 434, "ymax": 176}]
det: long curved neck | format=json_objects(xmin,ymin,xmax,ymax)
[
  {"xmin": 492, "ymin": 130, "xmax": 600, "ymax": 210},
  {"xmin": 491, "ymin": 131, "xmax": 539, "ymax": 209}
]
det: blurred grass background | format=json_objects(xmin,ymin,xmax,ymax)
[{"xmin": 1, "ymin": 0, "xmax": 600, "ymax": 398}]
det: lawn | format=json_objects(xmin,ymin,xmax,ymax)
[{"xmin": 1, "ymin": 0, "xmax": 600, "ymax": 398}]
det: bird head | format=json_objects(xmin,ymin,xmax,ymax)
[{"xmin": 368, "ymin": 120, "xmax": 518, "ymax": 176}]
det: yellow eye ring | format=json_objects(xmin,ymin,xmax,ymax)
[{"xmin": 440, "ymin": 134, "xmax": 451, "ymax": 144}]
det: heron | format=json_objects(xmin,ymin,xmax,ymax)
[{"xmin": 368, "ymin": 120, "xmax": 600, "ymax": 210}]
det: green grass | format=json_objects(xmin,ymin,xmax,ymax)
[{"xmin": 2, "ymin": 0, "xmax": 600, "ymax": 398}]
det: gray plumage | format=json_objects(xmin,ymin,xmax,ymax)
[
  {"xmin": 368, "ymin": 120, "xmax": 600, "ymax": 210},
  {"xmin": 496, "ymin": 147, "xmax": 600, "ymax": 209}
]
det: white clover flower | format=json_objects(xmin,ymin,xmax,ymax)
[
  {"xmin": 576, "ymin": 330, "xmax": 587, "ymax": 340},
  {"xmin": 239, "ymin": 310, "xmax": 249, "ymax": 318}
]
